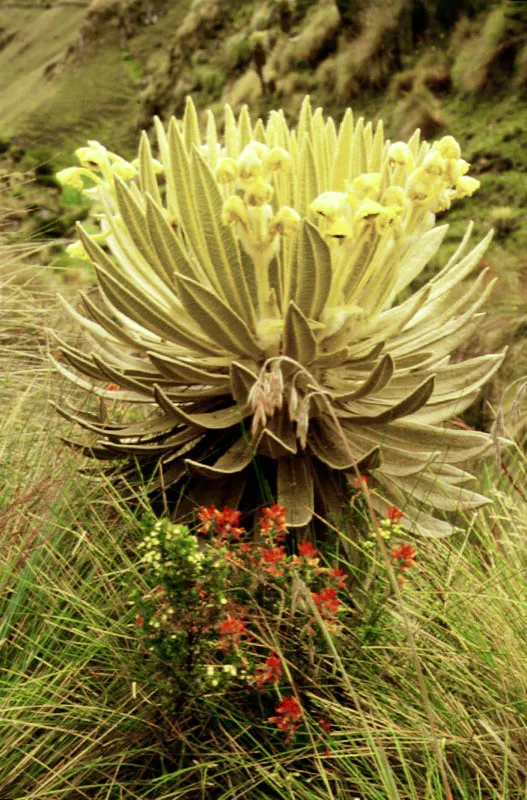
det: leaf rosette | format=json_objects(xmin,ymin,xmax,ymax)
[{"xmin": 52, "ymin": 96, "xmax": 504, "ymax": 535}]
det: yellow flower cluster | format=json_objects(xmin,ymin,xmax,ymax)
[
  {"xmin": 308, "ymin": 134, "xmax": 479, "ymax": 245},
  {"xmin": 56, "ymin": 140, "xmax": 140, "ymax": 192},
  {"xmin": 57, "ymin": 140, "xmax": 146, "ymax": 260},
  {"xmin": 218, "ymin": 141, "xmax": 301, "ymax": 263}
]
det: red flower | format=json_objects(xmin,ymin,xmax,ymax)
[
  {"xmin": 327, "ymin": 566, "xmax": 347, "ymax": 588},
  {"xmin": 386, "ymin": 505, "xmax": 404, "ymax": 525},
  {"xmin": 217, "ymin": 506, "xmax": 244, "ymax": 538},
  {"xmin": 197, "ymin": 505, "xmax": 245, "ymax": 540},
  {"xmin": 298, "ymin": 540, "xmax": 317, "ymax": 559},
  {"xmin": 260, "ymin": 504, "xmax": 287, "ymax": 539},
  {"xmin": 312, "ymin": 586, "xmax": 341, "ymax": 618},
  {"xmin": 218, "ymin": 614, "xmax": 247, "ymax": 647},
  {"xmin": 268, "ymin": 696, "xmax": 302, "ymax": 739},
  {"xmin": 318, "ymin": 717, "xmax": 332, "ymax": 734},
  {"xmin": 107, "ymin": 383, "xmax": 120, "ymax": 391},
  {"xmin": 352, "ymin": 474, "xmax": 370, "ymax": 489},
  {"xmin": 135, "ymin": 616, "xmax": 144, "ymax": 628},
  {"xmin": 197, "ymin": 504, "xmax": 218, "ymax": 534},
  {"xmin": 254, "ymin": 652, "xmax": 283, "ymax": 687},
  {"xmin": 391, "ymin": 542, "xmax": 417, "ymax": 571},
  {"xmin": 260, "ymin": 545, "xmax": 287, "ymax": 575},
  {"xmin": 195, "ymin": 582, "xmax": 209, "ymax": 600}
]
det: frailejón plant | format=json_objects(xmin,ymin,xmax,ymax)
[{"xmin": 53, "ymin": 96, "xmax": 504, "ymax": 534}]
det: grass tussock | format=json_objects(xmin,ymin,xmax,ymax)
[
  {"xmin": 391, "ymin": 85, "xmax": 446, "ymax": 142},
  {"xmin": 276, "ymin": 0, "xmax": 340, "ymax": 71},
  {"xmin": 452, "ymin": 3, "xmax": 527, "ymax": 94}
]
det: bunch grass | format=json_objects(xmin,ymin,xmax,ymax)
[{"xmin": 2, "ymin": 258, "xmax": 527, "ymax": 797}]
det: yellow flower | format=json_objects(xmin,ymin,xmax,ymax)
[
  {"xmin": 269, "ymin": 206, "xmax": 301, "ymax": 238},
  {"xmin": 454, "ymin": 175, "xmax": 480, "ymax": 199},
  {"xmin": 221, "ymin": 195, "xmax": 249, "ymax": 228},
  {"xmin": 109, "ymin": 156, "xmax": 137, "ymax": 181},
  {"xmin": 381, "ymin": 186, "xmax": 407, "ymax": 211},
  {"xmin": 308, "ymin": 191, "xmax": 348, "ymax": 222},
  {"xmin": 375, "ymin": 206, "xmax": 401, "ymax": 236},
  {"xmin": 215, "ymin": 158, "xmax": 239, "ymax": 183},
  {"xmin": 66, "ymin": 239, "xmax": 89, "ymax": 260},
  {"xmin": 388, "ymin": 141, "xmax": 414, "ymax": 168},
  {"xmin": 326, "ymin": 216, "xmax": 353, "ymax": 239},
  {"xmin": 422, "ymin": 150, "xmax": 444, "ymax": 178},
  {"xmin": 352, "ymin": 172, "xmax": 382, "ymax": 199},
  {"xmin": 406, "ymin": 167, "xmax": 438, "ymax": 202},
  {"xmin": 354, "ymin": 198, "xmax": 384, "ymax": 222},
  {"xmin": 56, "ymin": 167, "xmax": 84, "ymax": 191},
  {"xmin": 245, "ymin": 176, "xmax": 274, "ymax": 207},
  {"xmin": 264, "ymin": 147, "xmax": 292, "ymax": 173},
  {"xmin": 433, "ymin": 135, "xmax": 461, "ymax": 161},
  {"xmin": 75, "ymin": 141, "xmax": 108, "ymax": 170},
  {"xmin": 238, "ymin": 145, "xmax": 265, "ymax": 182}
]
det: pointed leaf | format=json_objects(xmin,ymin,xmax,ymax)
[
  {"xmin": 277, "ymin": 456, "xmax": 314, "ymax": 527},
  {"xmin": 145, "ymin": 194, "xmax": 203, "ymax": 284},
  {"xmin": 334, "ymin": 354, "xmax": 394, "ymax": 401},
  {"xmin": 138, "ymin": 131, "xmax": 162, "ymax": 206},
  {"xmin": 230, "ymin": 361, "xmax": 259, "ymax": 406},
  {"xmin": 191, "ymin": 147, "xmax": 256, "ymax": 326},
  {"xmin": 113, "ymin": 175, "xmax": 156, "ymax": 266},
  {"xmin": 175, "ymin": 272, "xmax": 262, "ymax": 360},
  {"xmin": 154, "ymin": 384, "xmax": 250, "ymax": 430},
  {"xmin": 186, "ymin": 436, "xmax": 256, "ymax": 477},
  {"xmin": 341, "ymin": 376, "xmax": 435, "ymax": 423},
  {"xmin": 282, "ymin": 301, "xmax": 317, "ymax": 364},
  {"xmin": 295, "ymin": 220, "xmax": 332, "ymax": 320}
]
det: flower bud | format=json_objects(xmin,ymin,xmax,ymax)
[
  {"xmin": 354, "ymin": 198, "xmax": 384, "ymax": 222},
  {"xmin": 443, "ymin": 157, "xmax": 469, "ymax": 185},
  {"xmin": 215, "ymin": 157, "xmax": 239, "ymax": 183},
  {"xmin": 375, "ymin": 206, "xmax": 400, "ymax": 236},
  {"xmin": 238, "ymin": 147, "xmax": 264, "ymax": 182},
  {"xmin": 422, "ymin": 150, "xmax": 444, "ymax": 177},
  {"xmin": 288, "ymin": 384, "xmax": 299, "ymax": 420},
  {"xmin": 75, "ymin": 141, "xmax": 107, "ymax": 170},
  {"xmin": 326, "ymin": 216, "xmax": 353, "ymax": 239},
  {"xmin": 406, "ymin": 167, "xmax": 435, "ymax": 202},
  {"xmin": 381, "ymin": 186, "xmax": 407, "ymax": 211}
]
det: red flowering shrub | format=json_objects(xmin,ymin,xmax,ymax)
[{"xmin": 132, "ymin": 505, "xmax": 352, "ymax": 742}]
